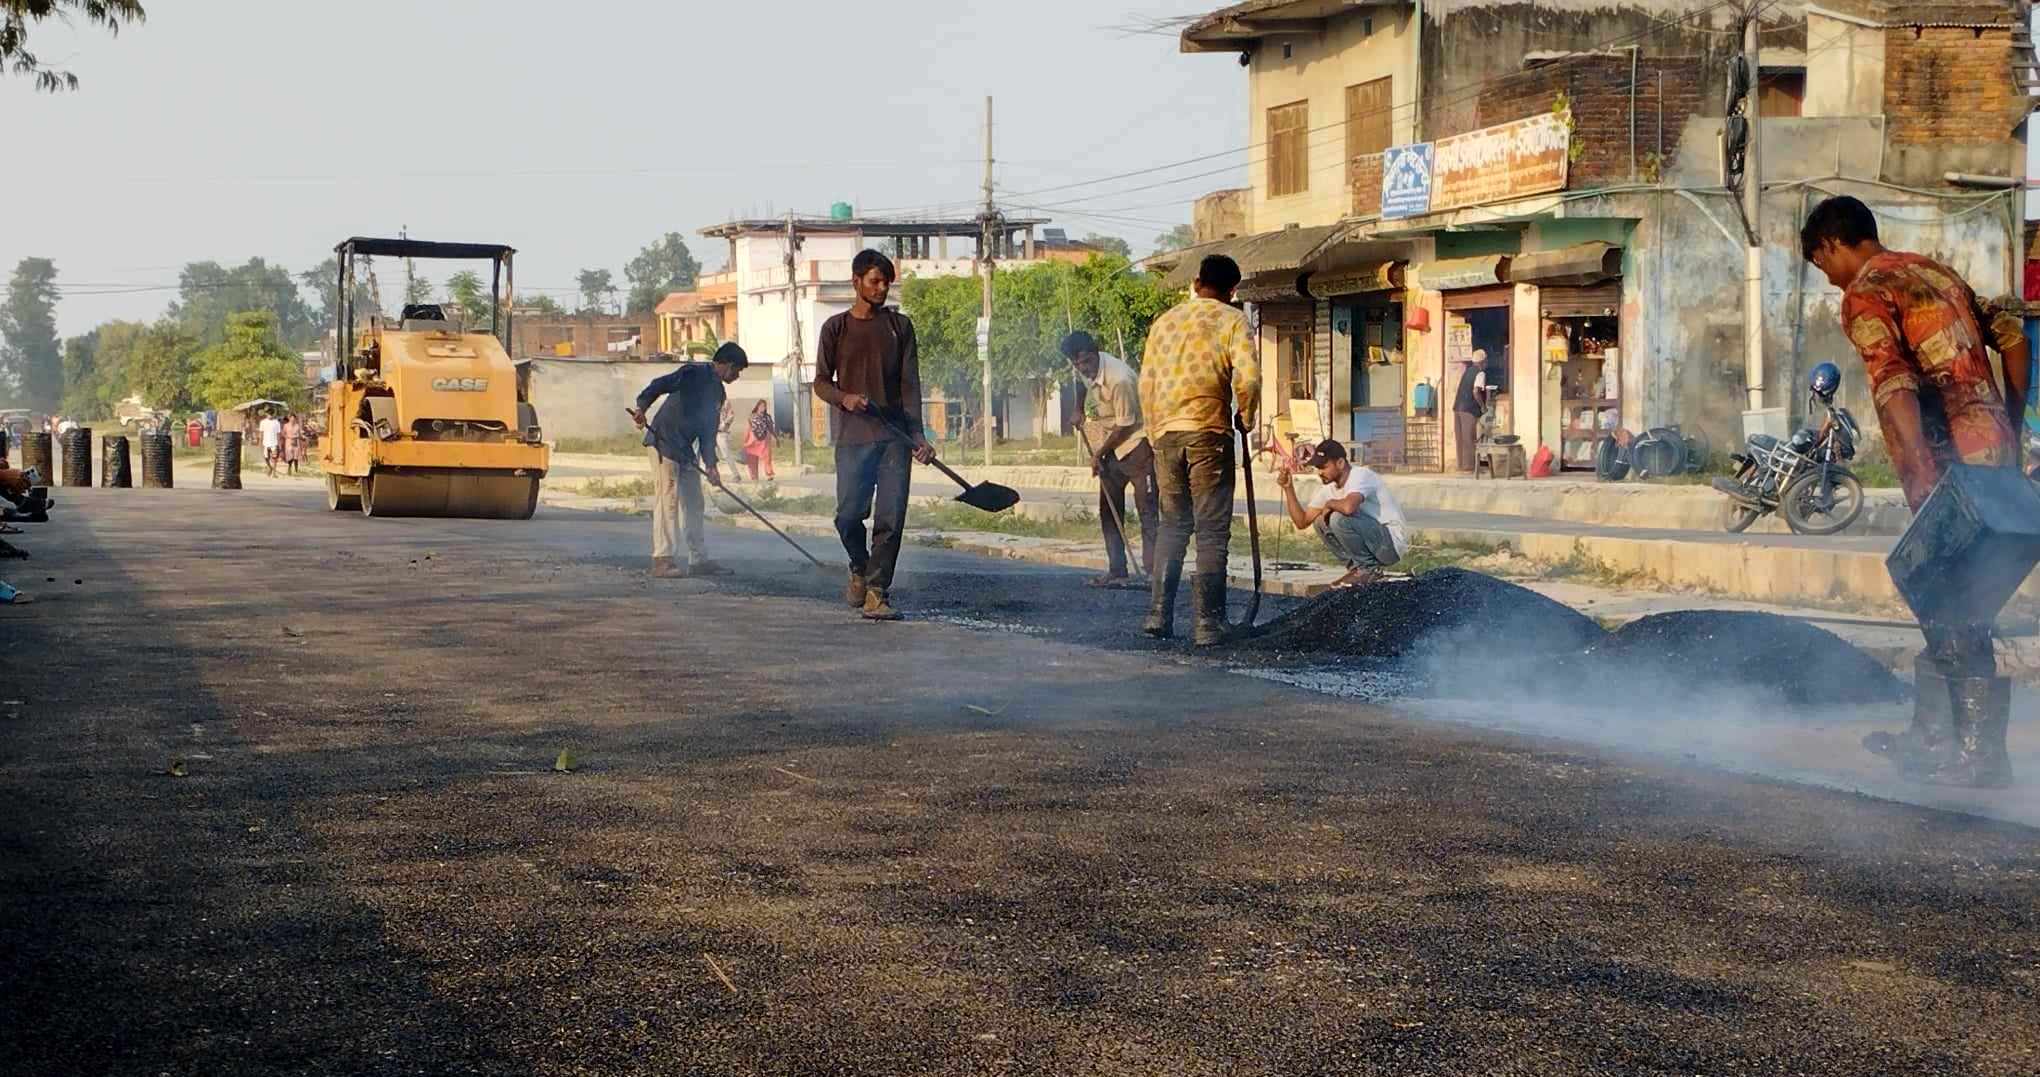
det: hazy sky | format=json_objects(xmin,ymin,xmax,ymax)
[{"xmin": 5, "ymin": 1, "xmax": 1245, "ymax": 336}]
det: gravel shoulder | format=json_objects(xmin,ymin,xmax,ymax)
[{"xmin": 1, "ymin": 487, "xmax": 2036, "ymax": 1076}]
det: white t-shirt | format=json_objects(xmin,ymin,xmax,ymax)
[
  {"xmin": 1309, "ymin": 464, "xmax": 1410, "ymax": 557},
  {"xmin": 259, "ymin": 416, "xmax": 284, "ymax": 450}
]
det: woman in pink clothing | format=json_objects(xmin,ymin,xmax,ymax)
[{"xmin": 741, "ymin": 399, "xmax": 777, "ymax": 481}]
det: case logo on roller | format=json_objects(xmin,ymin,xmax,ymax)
[{"xmin": 431, "ymin": 377, "xmax": 489, "ymax": 392}]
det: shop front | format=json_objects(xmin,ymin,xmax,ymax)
[
  {"xmin": 1511, "ymin": 242, "xmax": 1624, "ymax": 472},
  {"xmin": 1308, "ymin": 262, "xmax": 1407, "ymax": 466},
  {"xmin": 1419, "ymin": 255, "xmax": 1513, "ymax": 472}
]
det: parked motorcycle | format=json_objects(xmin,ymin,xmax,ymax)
[{"xmin": 1712, "ymin": 362, "xmax": 1865, "ymax": 535}]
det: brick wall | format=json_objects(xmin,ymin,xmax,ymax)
[
  {"xmin": 1884, "ymin": 27, "xmax": 2020, "ymax": 145},
  {"xmin": 1473, "ymin": 56, "xmax": 1704, "ymax": 187},
  {"xmin": 1348, "ymin": 152, "xmax": 1383, "ymax": 218}
]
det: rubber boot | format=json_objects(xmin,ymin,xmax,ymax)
[
  {"xmin": 1143, "ymin": 561, "xmax": 1181, "ymax": 638},
  {"xmin": 1925, "ymin": 676, "xmax": 2014, "ymax": 789},
  {"xmin": 1864, "ymin": 656, "xmax": 1954, "ymax": 775},
  {"xmin": 1192, "ymin": 572, "xmax": 1228, "ymax": 648}
]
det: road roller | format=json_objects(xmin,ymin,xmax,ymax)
[{"xmin": 321, "ymin": 237, "xmax": 547, "ymax": 519}]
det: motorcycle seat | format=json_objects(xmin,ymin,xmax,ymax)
[{"xmin": 1748, "ymin": 434, "xmax": 1780, "ymax": 452}]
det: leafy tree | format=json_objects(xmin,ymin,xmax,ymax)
[
  {"xmin": 513, "ymin": 293, "xmax": 564, "ymax": 316},
  {"xmin": 297, "ymin": 258, "xmax": 376, "ymax": 335},
  {"xmin": 168, "ymin": 258, "xmax": 318, "ymax": 348},
  {"xmin": 59, "ymin": 329, "xmax": 101, "ymax": 415},
  {"xmin": 186, "ymin": 311, "xmax": 306, "ymax": 412},
  {"xmin": 1152, "ymin": 223, "xmax": 1197, "ymax": 254},
  {"xmin": 576, "ymin": 268, "xmax": 616, "ymax": 314},
  {"xmin": 443, "ymin": 270, "xmax": 493, "ymax": 328},
  {"xmin": 624, "ymin": 233, "xmax": 702, "ymax": 314},
  {"xmin": 0, "ymin": 256, "xmax": 62, "ymax": 410},
  {"xmin": 89, "ymin": 319, "xmax": 198, "ymax": 413},
  {"xmin": 1082, "ymin": 233, "xmax": 1133, "ymax": 259},
  {"xmin": 2, "ymin": 0, "xmax": 145, "ymax": 92},
  {"xmin": 403, "ymin": 271, "xmax": 436, "ymax": 307}
]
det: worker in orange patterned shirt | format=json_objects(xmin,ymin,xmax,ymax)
[{"xmin": 1802, "ymin": 194, "xmax": 2029, "ymax": 788}]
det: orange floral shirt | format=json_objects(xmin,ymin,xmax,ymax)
[{"xmin": 1840, "ymin": 250, "xmax": 2024, "ymax": 508}]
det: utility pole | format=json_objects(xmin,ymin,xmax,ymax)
[
  {"xmin": 785, "ymin": 211, "xmax": 804, "ymax": 468},
  {"xmin": 401, "ymin": 223, "xmax": 415, "ymax": 305},
  {"xmin": 978, "ymin": 95, "xmax": 999, "ymax": 468},
  {"xmin": 1741, "ymin": 4, "xmax": 1766, "ymax": 417}
]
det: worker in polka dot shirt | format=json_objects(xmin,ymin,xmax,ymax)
[{"xmin": 1136, "ymin": 253, "xmax": 1260, "ymax": 646}]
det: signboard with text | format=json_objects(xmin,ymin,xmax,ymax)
[
  {"xmin": 1376, "ymin": 111, "xmax": 1570, "ymax": 220},
  {"xmin": 1380, "ymin": 143, "xmax": 1433, "ymax": 219}
]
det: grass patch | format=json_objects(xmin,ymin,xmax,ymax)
[
  {"xmin": 555, "ymin": 433, "xmax": 649, "ymax": 456},
  {"xmin": 580, "ymin": 476, "xmax": 654, "ymax": 499}
]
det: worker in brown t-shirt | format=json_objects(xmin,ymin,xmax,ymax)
[{"xmin": 812, "ymin": 248, "xmax": 937, "ymax": 620}]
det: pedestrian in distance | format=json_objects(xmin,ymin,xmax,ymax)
[
  {"xmin": 258, "ymin": 410, "xmax": 284, "ymax": 478},
  {"xmin": 282, "ymin": 413, "xmax": 304, "ymax": 476},
  {"xmin": 742, "ymin": 399, "xmax": 777, "ymax": 482},
  {"xmin": 629, "ymin": 342, "xmax": 751, "ymax": 580},
  {"xmin": 1802, "ymin": 194, "xmax": 2031, "ymax": 787},
  {"xmin": 812, "ymin": 248, "xmax": 937, "ymax": 622},
  {"xmin": 1275, "ymin": 439, "xmax": 1409, "ymax": 589},
  {"xmin": 1451, "ymin": 348, "xmax": 1491, "ymax": 472},
  {"xmin": 716, "ymin": 397, "xmax": 735, "ymax": 466},
  {"xmin": 1136, "ymin": 253, "xmax": 1260, "ymax": 646},
  {"xmin": 1061, "ymin": 329, "xmax": 1157, "ymax": 588}
]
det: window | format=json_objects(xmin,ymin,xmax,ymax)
[
  {"xmin": 1282, "ymin": 328, "xmax": 1313, "ymax": 400},
  {"xmin": 1267, "ymin": 100, "xmax": 1309, "ymax": 198},
  {"xmin": 1345, "ymin": 77, "xmax": 1393, "ymax": 162},
  {"xmin": 1758, "ymin": 71, "xmax": 1804, "ymax": 117}
]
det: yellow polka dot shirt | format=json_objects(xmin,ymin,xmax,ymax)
[{"xmin": 1137, "ymin": 296, "xmax": 1261, "ymax": 438}]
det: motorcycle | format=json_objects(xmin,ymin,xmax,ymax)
[{"xmin": 1712, "ymin": 400, "xmax": 1864, "ymax": 535}]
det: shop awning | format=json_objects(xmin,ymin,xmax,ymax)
[
  {"xmin": 1508, "ymin": 242, "xmax": 1622, "ymax": 287},
  {"xmin": 1415, "ymin": 255, "xmax": 1505, "ymax": 292},
  {"xmin": 1161, "ymin": 223, "xmax": 1347, "ymax": 289},
  {"xmin": 1306, "ymin": 261, "xmax": 1404, "ymax": 298}
]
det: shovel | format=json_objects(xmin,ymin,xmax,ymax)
[
  {"xmin": 631, "ymin": 412, "xmax": 831, "ymax": 571},
  {"xmin": 1228, "ymin": 422, "xmax": 1264, "ymax": 639},
  {"xmin": 866, "ymin": 406, "xmax": 1020, "ymax": 513}
]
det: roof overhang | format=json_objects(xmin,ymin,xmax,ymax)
[
  {"xmin": 1182, "ymin": 1, "xmax": 1402, "ymax": 53},
  {"xmin": 1159, "ymin": 222, "xmax": 1349, "ymax": 288},
  {"xmin": 335, "ymin": 237, "xmax": 514, "ymax": 261}
]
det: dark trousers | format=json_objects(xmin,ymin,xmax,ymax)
[
  {"xmin": 835, "ymin": 439, "xmax": 913, "ymax": 591},
  {"xmin": 1100, "ymin": 441, "xmax": 1160, "ymax": 578},
  {"xmin": 1453, "ymin": 409, "xmax": 1480, "ymax": 472},
  {"xmin": 1152, "ymin": 430, "xmax": 1235, "ymax": 581}
]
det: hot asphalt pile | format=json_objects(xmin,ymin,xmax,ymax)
[
  {"xmin": 1239, "ymin": 567, "xmax": 1606, "ymax": 662},
  {"xmin": 1236, "ymin": 569, "xmax": 1907, "ymax": 707},
  {"xmin": 1566, "ymin": 610, "xmax": 1908, "ymax": 705}
]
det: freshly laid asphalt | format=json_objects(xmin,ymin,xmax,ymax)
[{"xmin": 2, "ymin": 485, "xmax": 2036, "ymax": 1076}]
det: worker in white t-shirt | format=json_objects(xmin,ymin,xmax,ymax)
[
  {"xmin": 1274, "ymin": 438, "xmax": 1409, "ymax": 588},
  {"xmin": 258, "ymin": 413, "xmax": 284, "ymax": 477}
]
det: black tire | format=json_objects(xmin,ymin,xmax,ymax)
[
  {"xmin": 1782, "ymin": 468, "xmax": 1864, "ymax": 535},
  {"xmin": 326, "ymin": 473, "xmax": 360, "ymax": 512},
  {"xmin": 1594, "ymin": 434, "xmax": 1631, "ymax": 481},
  {"xmin": 1681, "ymin": 427, "xmax": 1712, "ymax": 473},
  {"xmin": 1722, "ymin": 498, "xmax": 1761, "ymax": 533},
  {"xmin": 1632, "ymin": 430, "xmax": 1687, "ymax": 480}
]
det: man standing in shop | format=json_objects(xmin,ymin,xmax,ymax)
[
  {"xmin": 1451, "ymin": 348, "xmax": 1492, "ymax": 472},
  {"xmin": 1062, "ymin": 330, "xmax": 1157, "ymax": 587},
  {"xmin": 1802, "ymin": 193, "xmax": 2029, "ymax": 787},
  {"xmin": 813, "ymin": 248, "xmax": 938, "ymax": 621},
  {"xmin": 1136, "ymin": 253, "xmax": 1259, "ymax": 645}
]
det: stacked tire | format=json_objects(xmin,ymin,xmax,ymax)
[
  {"xmin": 100, "ymin": 435, "xmax": 133, "ymax": 488},
  {"xmin": 139, "ymin": 432, "xmax": 173, "ymax": 489},
  {"xmin": 21, "ymin": 432, "xmax": 53, "ymax": 483},
  {"xmin": 211, "ymin": 432, "xmax": 242, "ymax": 490}
]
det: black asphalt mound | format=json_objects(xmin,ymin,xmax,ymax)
[
  {"xmin": 1240, "ymin": 567, "xmax": 1607, "ymax": 661},
  {"xmin": 1572, "ymin": 610, "xmax": 1907, "ymax": 705}
]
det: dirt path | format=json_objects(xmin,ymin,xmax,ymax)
[{"xmin": 2, "ymin": 487, "xmax": 2036, "ymax": 1075}]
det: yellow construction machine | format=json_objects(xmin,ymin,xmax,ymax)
[{"xmin": 321, "ymin": 237, "xmax": 547, "ymax": 518}]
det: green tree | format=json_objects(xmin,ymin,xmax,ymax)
[
  {"xmin": 90, "ymin": 319, "xmax": 199, "ymax": 413},
  {"xmin": 186, "ymin": 311, "xmax": 306, "ymax": 412},
  {"xmin": 0, "ymin": 256, "xmax": 62, "ymax": 410},
  {"xmin": 514, "ymin": 293, "xmax": 564, "ymax": 316},
  {"xmin": 297, "ymin": 258, "xmax": 376, "ymax": 335},
  {"xmin": 59, "ymin": 329, "xmax": 101, "ymax": 415},
  {"xmin": 2, "ymin": 1, "xmax": 145, "ymax": 92},
  {"xmin": 443, "ymin": 270, "xmax": 492, "ymax": 327},
  {"xmin": 403, "ymin": 271, "xmax": 436, "ymax": 308},
  {"xmin": 624, "ymin": 233, "xmax": 702, "ymax": 314},
  {"xmin": 169, "ymin": 258, "xmax": 318, "ymax": 348},
  {"xmin": 577, "ymin": 268, "xmax": 615, "ymax": 314},
  {"xmin": 1152, "ymin": 223, "xmax": 1197, "ymax": 254},
  {"xmin": 1082, "ymin": 233, "xmax": 1133, "ymax": 258}
]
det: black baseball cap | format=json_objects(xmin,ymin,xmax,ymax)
[{"xmin": 1303, "ymin": 438, "xmax": 1347, "ymax": 467}]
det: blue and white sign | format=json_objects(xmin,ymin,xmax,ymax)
[{"xmin": 1380, "ymin": 142, "xmax": 1434, "ymax": 219}]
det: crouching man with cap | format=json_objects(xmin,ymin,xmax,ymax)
[{"xmin": 1275, "ymin": 439, "xmax": 1409, "ymax": 589}]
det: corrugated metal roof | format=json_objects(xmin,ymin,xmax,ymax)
[{"xmin": 1160, "ymin": 223, "xmax": 1348, "ymax": 288}]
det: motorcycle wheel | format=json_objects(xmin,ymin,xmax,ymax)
[
  {"xmin": 1721, "ymin": 497, "xmax": 1762, "ymax": 533},
  {"xmin": 1782, "ymin": 468, "xmax": 1865, "ymax": 536}
]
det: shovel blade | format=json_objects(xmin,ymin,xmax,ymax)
[{"xmin": 956, "ymin": 481, "xmax": 1020, "ymax": 513}]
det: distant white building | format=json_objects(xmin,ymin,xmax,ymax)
[{"xmin": 697, "ymin": 213, "xmax": 1067, "ymax": 443}]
